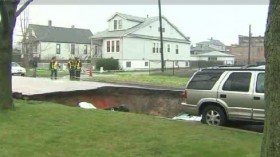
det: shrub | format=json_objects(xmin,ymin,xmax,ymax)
[{"xmin": 95, "ymin": 58, "xmax": 119, "ymax": 70}]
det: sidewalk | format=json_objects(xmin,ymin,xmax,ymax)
[{"xmin": 12, "ymin": 76, "xmax": 120, "ymax": 96}]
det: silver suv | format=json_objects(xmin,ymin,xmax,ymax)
[{"xmin": 181, "ymin": 67, "xmax": 265, "ymax": 126}]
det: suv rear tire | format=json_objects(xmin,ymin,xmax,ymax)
[{"xmin": 201, "ymin": 105, "xmax": 227, "ymax": 126}]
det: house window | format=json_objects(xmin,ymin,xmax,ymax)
[
  {"xmin": 145, "ymin": 62, "xmax": 149, "ymax": 67},
  {"xmin": 71, "ymin": 44, "xmax": 75, "ymax": 55},
  {"xmin": 56, "ymin": 44, "xmax": 61, "ymax": 54},
  {"xmin": 126, "ymin": 61, "xmax": 131, "ymax": 68},
  {"xmin": 112, "ymin": 41, "xmax": 115, "ymax": 52},
  {"xmin": 176, "ymin": 45, "xmax": 179, "ymax": 54},
  {"xmin": 83, "ymin": 45, "xmax": 87, "ymax": 54},
  {"xmin": 167, "ymin": 44, "xmax": 170, "ymax": 52},
  {"xmin": 114, "ymin": 20, "xmax": 118, "ymax": 30},
  {"xmin": 153, "ymin": 43, "xmax": 155, "ymax": 53},
  {"xmin": 156, "ymin": 43, "xmax": 159, "ymax": 53},
  {"xmin": 208, "ymin": 57, "xmax": 217, "ymax": 61},
  {"xmin": 175, "ymin": 61, "xmax": 178, "ymax": 66},
  {"xmin": 107, "ymin": 41, "xmax": 110, "ymax": 52},
  {"xmin": 118, "ymin": 20, "xmax": 122, "ymax": 29},
  {"xmin": 158, "ymin": 27, "xmax": 165, "ymax": 32},
  {"xmin": 116, "ymin": 40, "xmax": 120, "ymax": 52}
]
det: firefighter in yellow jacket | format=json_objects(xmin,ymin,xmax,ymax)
[
  {"xmin": 74, "ymin": 57, "xmax": 82, "ymax": 80},
  {"xmin": 49, "ymin": 57, "xmax": 59, "ymax": 80},
  {"xmin": 67, "ymin": 58, "xmax": 75, "ymax": 80}
]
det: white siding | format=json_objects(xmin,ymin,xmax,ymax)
[
  {"xmin": 122, "ymin": 38, "xmax": 146, "ymax": 60},
  {"xmin": 118, "ymin": 37, "xmax": 190, "ymax": 70},
  {"xmin": 40, "ymin": 42, "xmax": 91, "ymax": 60},
  {"xmin": 122, "ymin": 38, "xmax": 190, "ymax": 61},
  {"xmin": 133, "ymin": 19, "xmax": 186, "ymax": 40},
  {"xmin": 120, "ymin": 60, "xmax": 150, "ymax": 70},
  {"xmin": 189, "ymin": 56, "xmax": 235, "ymax": 65},
  {"xmin": 217, "ymin": 56, "xmax": 235, "ymax": 65},
  {"xmin": 108, "ymin": 15, "xmax": 140, "ymax": 31}
]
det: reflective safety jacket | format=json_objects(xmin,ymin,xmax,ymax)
[
  {"xmin": 75, "ymin": 61, "xmax": 82, "ymax": 70},
  {"xmin": 50, "ymin": 61, "xmax": 59, "ymax": 70},
  {"xmin": 67, "ymin": 61, "xmax": 74, "ymax": 69}
]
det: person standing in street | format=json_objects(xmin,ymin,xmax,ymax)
[
  {"xmin": 32, "ymin": 57, "xmax": 38, "ymax": 77},
  {"xmin": 49, "ymin": 57, "xmax": 59, "ymax": 80},
  {"xmin": 74, "ymin": 57, "xmax": 82, "ymax": 80},
  {"xmin": 67, "ymin": 58, "xmax": 75, "ymax": 80}
]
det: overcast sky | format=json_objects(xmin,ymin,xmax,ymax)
[{"xmin": 14, "ymin": 3, "xmax": 269, "ymax": 46}]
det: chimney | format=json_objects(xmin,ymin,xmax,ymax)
[
  {"xmin": 71, "ymin": 25, "xmax": 75, "ymax": 28},
  {"xmin": 48, "ymin": 20, "xmax": 52, "ymax": 27},
  {"xmin": 147, "ymin": 14, "xmax": 149, "ymax": 18}
]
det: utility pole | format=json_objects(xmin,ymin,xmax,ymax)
[
  {"xmin": 248, "ymin": 24, "xmax": 251, "ymax": 65},
  {"xmin": 158, "ymin": 0, "xmax": 164, "ymax": 72}
]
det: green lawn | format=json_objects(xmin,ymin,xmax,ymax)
[
  {"xmin": 0, "ymin": 100, "xmax": 262, "ymax": 157},
  {"xmin": 87, "ymin": 73, "xmax": 188, "ymax": 88},
  {"xmin": 26, "ymin": 69, "xmax": 188, "ymax": 88}
]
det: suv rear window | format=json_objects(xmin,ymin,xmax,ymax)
[{"xmin": 187, "ymin": 71, "xmax": 223, "ymax": 90}]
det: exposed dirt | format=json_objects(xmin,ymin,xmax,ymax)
[{"xmin": 27, "ymin": 86, "xmax": 185, "ymax": 118}]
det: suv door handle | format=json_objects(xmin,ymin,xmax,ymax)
[
  {"xmin": 220, "ymin": 94, "xmax": 227, "ymax": 98},
  {"xmin": 253, "ymin": 96, "xmax": 261, "ymax": 100}
]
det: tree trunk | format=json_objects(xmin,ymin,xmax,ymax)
[
  {"xmin": 261, "ymin": 1, "xmax": 280, "ymax": 157},
  {"xmin": 0, "ymin": 1, "xmax": 19, "ymax": 109}
]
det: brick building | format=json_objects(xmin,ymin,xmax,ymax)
[{"xmin": 230, "ymin": 35, "xmax": 265, "ymax": 65}]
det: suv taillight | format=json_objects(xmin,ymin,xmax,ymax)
[{"xmin": 182, "ymin": 90, "xmax": 187, "ymax": 98}]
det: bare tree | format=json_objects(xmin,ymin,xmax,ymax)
[
  {"xmin": 19, "ymin": 5, "xmax": 30, "ymax": 68},
  {"xmin": 0, "ymin": 0, "xmax": 33, "ymax": 110},
  {"xmin": 261, "ymin": 1, "xmax": 280, "ymax": 156}
]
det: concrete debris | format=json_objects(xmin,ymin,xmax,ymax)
[
  {"xmin": 78, "ymin": 102, "xmax": 96, "ymax": 109},
  {"xmin": 172, "ymin": 114, "xmax": 201, "ymax": 121}
]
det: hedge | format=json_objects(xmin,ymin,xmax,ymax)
[{"xmin": 95, "ymin": 58, "xmax": 119, "ymax": 70}]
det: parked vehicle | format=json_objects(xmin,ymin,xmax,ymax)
[
  {"xmin": 11, "ymin": 62, "xmax": 26, "ymax": 76},
  {"xmin": 181, "ymin": 67, "xmax": 265, "ymax": 126}
]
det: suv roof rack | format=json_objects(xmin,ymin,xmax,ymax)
[
  {"xmin": 201, "ymin": 68, "xmax": 265, "ymax": 71},
  {"xmin": 200, "ymin": 65, "xmax": 265, "ymax": 71}
]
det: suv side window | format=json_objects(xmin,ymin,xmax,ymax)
[
  {"xmin": 187, "ymin": 71, "xmax": 223, "ymax": 90},
  {"xmin": 222, "ymin": 72, "xmax": 251, "ymax": 92},
  {"xmin": 256, "ymin": 73, "xmax": 265, "ymax": 93}
]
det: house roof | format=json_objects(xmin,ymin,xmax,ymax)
[
  {"xmin": 197, "ymin": 38, "xmax": 225, "ymax": 46},
  {"xmin": 191, "ymin": 46, "xmax": 217, "ymax": 52},
  {"xmin": 28, "ymin": 24, "xmax": 93, "ymax": 44},
  {"xmin": 197, "ymin": 51, "xmax": 235, "ymax": 57},
  {"xmin": 108, "ymin": 12, "xmax": 146, "ymax": 22},
  {"xmin": 92, "ymin": 15, "xmax": 190, "ymax": 43}
]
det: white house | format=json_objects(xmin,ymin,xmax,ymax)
[
  {"xmin": 191, "ymin": 37, "xmax": 227, "ymax": 55},
  {"xmin": 90, "ymin": 12, "xmax": 191, "ymax": 70},
  {"xmin": 190, "ymin": 51, "xmax": 235, "ymax": 65},
  {"xmin": 25, "ymin": 21, "xmax": 93, "ymax": 61}
]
